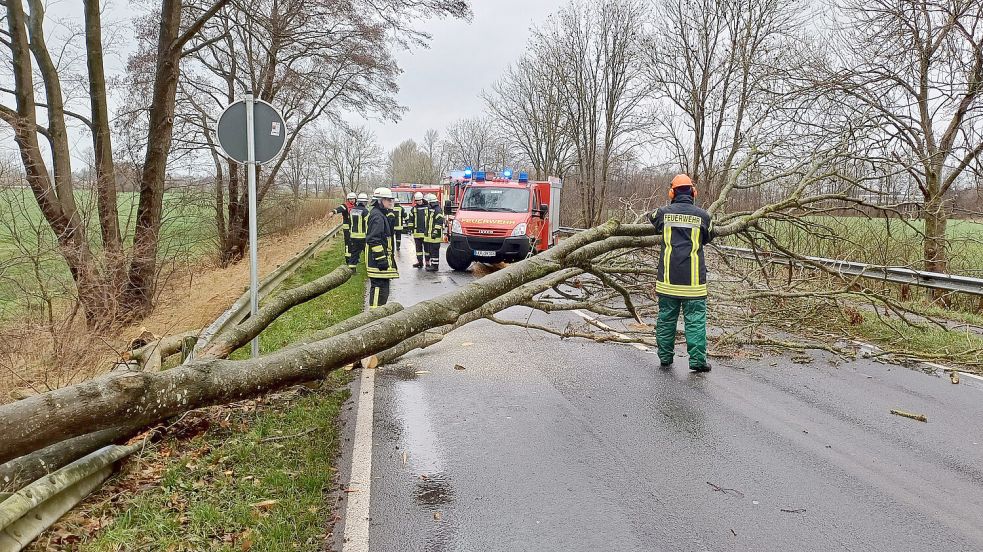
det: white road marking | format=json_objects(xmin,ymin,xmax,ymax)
[
  {"xmin": 851, "ymin": 339, "xmax": 983, "ymax": 388},
  {"xmin": 923, "ymin": 361, "xmax": 983, "ymax": 383},
  {"xmin": 341, "ymin": 367, "xmax": 375, "ymax": 552},
  {"xmin": 571, "ymin": 309, "xmax": 650, "ymax": 351}
]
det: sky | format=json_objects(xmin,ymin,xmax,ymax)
[
  {"xmin": 0, "ymin": 0, "xmax": 567, "ymax": 167},
  {"xmin": 361, "ymin": 0, "xmax": 568, "ymax": 153}
]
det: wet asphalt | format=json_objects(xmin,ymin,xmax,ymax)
[{"xmin": 344, "ymin": 244, "xmax": 983, "ymax": 552}]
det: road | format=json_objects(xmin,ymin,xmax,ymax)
[{"xmin": 336, "ymin": 244, "xmax": 983, "ymax": 552}]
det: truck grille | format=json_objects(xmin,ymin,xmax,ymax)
[{"xmin": 466, "ymin": 226, "xmax": 509, "ymax": 238}]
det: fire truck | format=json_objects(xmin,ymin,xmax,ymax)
[
  {"xmin": 390, "ymin": 183, "xmax": 443, "ymax": 211},
  {"xmin": 444, "ymin": 169, "xmax": 563, "ymax": 271}
]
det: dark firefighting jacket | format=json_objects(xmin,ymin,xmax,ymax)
[
  {"xmin": 392, "ymin": 204, "xmax": 405, "ymax": 232},
  {"xmin": 332, "ymin": 202, "xmax": 352, "ymax": 233},
  {"xmin": 409, "ymin": 202, "xmax": 429, "ymax": 238},
  {"xmin": 424, "ymin": 203, "xmax": 444, "ymax": 243},
  {"xmin": 366, "ymin": 202, "xmax": 398, "ymax": 279},
  {"xmin": 349, "ymin": 203, "xmax": 369, "ymax": 239},
  {"xmin": 648, "ymin": 195, "xmax": 714, "ymax": 298}
]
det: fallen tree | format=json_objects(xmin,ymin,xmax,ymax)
[
  {"xmin": 0, "ymin": 220, "xmax": 694, "ymax": 461},
  {"xmin": 0, "ymin": 160, "xmax": 870, "ymax": 461}
]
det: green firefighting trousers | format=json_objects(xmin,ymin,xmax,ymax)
[{"xmin": 656, "ymin": 295, "xmax": 707, "ymax": 368}]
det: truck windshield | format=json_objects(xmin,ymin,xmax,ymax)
[
  {"xmin": 393, "ymin": 191, "xmax": 414, "ymax": 204},
  {"xmin": 460, "ymin": 187, "xmax": 529, "ymax": 213}
]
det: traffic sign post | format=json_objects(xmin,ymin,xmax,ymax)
[{"xmin": 216, "ymin": 92, "xmax": 286, "ymax": 358}]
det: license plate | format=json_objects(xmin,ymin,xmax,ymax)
[{"xmin": 473, "ymin": 250, "xmax": 496, "ymax": 257}]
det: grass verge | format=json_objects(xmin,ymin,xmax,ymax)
[{"xmin": 37, "ymin": 236, "xmax": 365, "ymax": 551}]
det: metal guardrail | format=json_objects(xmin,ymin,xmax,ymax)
[
  {"xmin": 714, "ymin": 245, "xmax": 983, "ymax": 296},
  {"xmin": 190, "ymin": 222, "xmax": 344, "ymax": 359},
  {"xmin": 556, "ymin": 226, "xmax": 983, "ymax": 296},
  {"xmin": 0, "ymin": 221, "xmax": 345, "ymax": 552}
]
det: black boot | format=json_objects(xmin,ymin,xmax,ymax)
[
  {"xmin": 413, "ymin": 261, "xmax": 423, "ymax": 268},
  {"xmin": 689, "ymin": 363, "xmax": 711, "ymax": 373}
]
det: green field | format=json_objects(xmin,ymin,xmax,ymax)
[
  {"xmin": 0, "ymin": 188, "xmax": 335, "ymax": 321},
  {"xmin": 0, "ymin": 189, "xmax": 217, "ymax": 319},
  {"xmin": 749, "ymin": 215, "xmax": 983, "ymax": 277}
]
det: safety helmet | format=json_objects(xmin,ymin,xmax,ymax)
[
  {"xmin": 356, "ymin": 192, "xmax": 368, "ymax": 202},
  {"xmin": 346, "ymin": 192, "xmax": 357, "ymax": 201},
  {"xmin": 425, "ymin": 193, "xmax": 438, "ymax": 203},
  {"xmin": 669, "ymin": 174, "xmax": 697, "ymax": 199},
  {"xmin": 413, "ymin": 191, "xmax": 424, "ymax": 201},
  {"xmin": 374, "ymin": 187, "xmax": 394, "ymax": 200}
]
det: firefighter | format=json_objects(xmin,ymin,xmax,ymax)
[
  {"xmin": 649, "ymin": 174, "xmax": 715, "ymax": 372},
  {"xmin": 333, "ymin": 192, "xmax": 357, "ymax": 259},
  {"xmin": 424, "ymin": 193, "xmax": 443, "ymax": 272},
  {"xmin": 392, "ymin": 198, "xmax": 406, "ymax": 252},
  {"xmin": 366, "ymin": 187, "xmax": 398, "ymax": 308},
  {"xmin": 408, "ymin": 192, "xmax": 429, "ymax": 268},
  {"xmin": 347, "ymin": 192, "xmax": 369, "ymax": 269}
]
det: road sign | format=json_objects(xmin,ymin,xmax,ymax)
[
  {"xmin": 216, "ymin": 99, "xmax": 286, "ymax": 165},
  {"xmin": 214, "ymin": 93, "xmax": 287, "ymax": 358}
]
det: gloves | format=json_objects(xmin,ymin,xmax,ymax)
[{"xmin": 376, "ymin": 256, "xmax": 390, "ymax": 271}]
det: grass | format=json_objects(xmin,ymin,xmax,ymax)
[
  {"xmin": 65, "ymin": 237, "xmax": 365, "ymax": 551},
  {"xmin": 754, "ymin": 215, "xmax": 983, "ymax": 276},
  {"xmin": 850, "ymin": 310, "xmax": 983, "ymax": 370},
  {"xmin": 0, "ymin": 188, "xmax": 337, "ymax": 320}
]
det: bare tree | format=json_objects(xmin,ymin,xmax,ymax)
[
  {"xmin": 819, "ymin": 0, "xmax": 983, "ymax": 275},
  {"xmin": 484, "ymin": 54, "xmax": 573, "ymax": 179},
  {"xmin": 421, "ymin": 128, "xmax": 451, "ymax": 182},
  {"xmin": 644, "ymin": 0, "xmax": 804, "ymax": 203},
  {"xmin": 387, "ymin": 134, "xmax": 450, "ymax": 184},
  {"xmin": 534, "ymin": 0, "xmax": 649, "ymax": 227},
  {"xmin": 325, "ymin": 125, "xmax": 383, "ymax": 194},
  {"xmin": 444, "ymin": 116, "xmax": 497, "ymax": 170},
  {"xmin": 0, "ymin": 0, "xmax": 230, "ymax": 326}
]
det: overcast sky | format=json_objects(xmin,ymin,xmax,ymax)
[
  {"xmin": 361, "ymin": 0, "xmax": 568, "ymax": 154},
  {"xmin": 0, "ymin": 1, "xmax": 567, "ymax": 166}
]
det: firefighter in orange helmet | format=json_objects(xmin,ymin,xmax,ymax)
[{"xmin": 649, "ymin": 174, "xmax": 715, "ymax": 372}]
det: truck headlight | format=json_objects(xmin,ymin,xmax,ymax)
[
  {"xmin": 451, "ymin": 219, "xmax": 463, "ymax": 234},
  {"xmin": 511, "ymin": 223, "xmax": 527, "ymax": 237}
]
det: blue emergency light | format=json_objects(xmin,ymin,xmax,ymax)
[
  {"xmin": 502, "ymin": 168, "xmax": 513, "ymax": 180},
  {"xmin": 464, "ymin": 167, "xmax": 473, "ymax": 179},
  {"xmin": 475, "ymin": 171, "xmax": 486, "ymax": 182},
  {"xmin": 518, "ymin": 172, "xmax": 529, "ymax": 183}
]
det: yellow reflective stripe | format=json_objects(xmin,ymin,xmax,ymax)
[
  {"xmin": 663, "ymin": 226, "xmax": 672, "ymax": 283},
  {"xmin": 370, "ymin": 245, "xmax": 384, "ymax": 252},
  {"xmin": 371, "ymin": 287, "xmax": 380, "ymax": 307},
  {"xmin": 655, "ymin": 281, "xmax": 707, "ymax": 297},
  {"xmin": 691, "ymin": 227, "xmax": 700, "ymax": 285}
]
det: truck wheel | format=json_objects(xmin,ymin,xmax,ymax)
[{"xmin": 446, "ymin": 247, "xmax": 473, "ymax": 271}]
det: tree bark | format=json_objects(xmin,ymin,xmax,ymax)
[
  {"xmin": 0, "ymin": 425, "xmax": 141, "ymax": 492},
  {"xmin": 83, "ymin": 0, "xmax": 123, "ymax": 257},
  {"xmin": 198, "ymin": 265, "xmax": 355, "ymax": 359},
  {"xmin": 125, "ymin": 0, "xmax": 231, "ymax": 313},
  {"xmin": 124, "ymin": 0, "xmax": 185, "ymax": 316},
  {"xmin": 3, "ymin": 1, "xmax": 111, "ymax": 329},
  {"xmin": 0, "ymin": 221, "xmax": 677, "ymax": 462}
]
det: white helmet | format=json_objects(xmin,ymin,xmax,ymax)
[
  {"xmin": 425, "ymin": 193, "xmax": 438, "ymax": 203},
  {"xmin": 374, "ymin": 187, "xmax": 394, "ymax": 200},
  {"xmin": 356, "ymin": 192, "xmax": 368, "ymax": 202},
  {"xmin": 346, "ymin": 192, "xmax": 357, "ymax": 201},
  {"xmin": 413, "ymin": 191, "xmax": 424, "ymax": 201}
]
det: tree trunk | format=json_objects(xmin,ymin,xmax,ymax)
[
  {"xmin": 83, "ymin": 0, "xmax": 122, "ymax": 257},
  {"xmin": 922, "ymin": 190, "xmax": 949, "ymax": 303},
  {"xmin": 124, "ymin": 0, "xmax": 185, "ymax": 317},
  {"xmin": 0, "ymin": 221, "xmax": 675, "ymax": 462},
  {"xmin": 3, "ymin": 1, "xmax": 115, "ymax": 329},
  {"xmin": 921, "ymin": 194, "xmax": 948, "ymax": 274}
]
